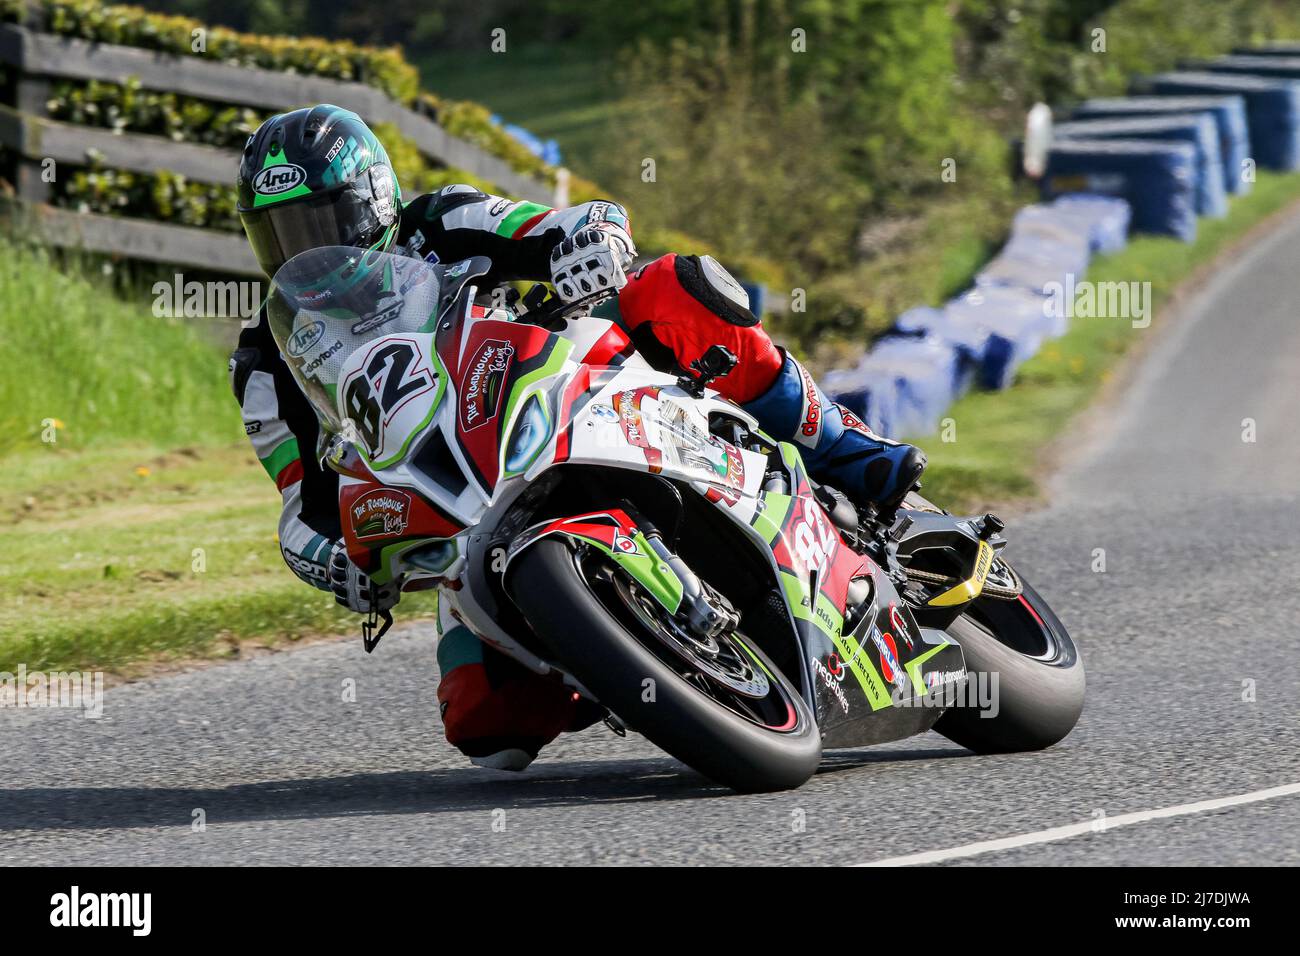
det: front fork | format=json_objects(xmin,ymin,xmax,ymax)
[{"xmin": 640, "ymin": 525, "xmax": 741, "ymax": 640}]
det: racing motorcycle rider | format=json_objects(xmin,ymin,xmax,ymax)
[{"xmin": 231, "ymin": 105, "xmax": 926, "ymax": 770}]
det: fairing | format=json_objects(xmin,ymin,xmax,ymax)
[{"xmin": 302, "ymin": 252, "xmax": 965, "ymax": 746}]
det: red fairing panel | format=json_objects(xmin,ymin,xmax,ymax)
[
  {"xmin": 769, "ymin": 470, "xmax": 875, "ymax": 615},
  {"xmin": 340, "ymin": 481, "xmax": 464, "ymax": 567},
  {"xmin": 579, "ymin": 321, "xmax": 633, "ymax": 366},
  {"xmin": 450, "ymin": 319, "xmax": 556, "ymax": 490}
]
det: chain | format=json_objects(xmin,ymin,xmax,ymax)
[{"xmin": 903, "ymin": 563, "xmax": 1023, "ymax": 600}]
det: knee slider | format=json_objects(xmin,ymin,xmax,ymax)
[{"xmin": 673, "ymin": 254, "xmax": 756, "ymax": 327}]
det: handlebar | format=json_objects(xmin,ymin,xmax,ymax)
[{"xmin": 521, "ymin": 286, "xmax": 618, "ymax": 329}]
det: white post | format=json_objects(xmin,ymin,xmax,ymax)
[{"xmin": 553, "ymin": 166, "xmax": 570, "ymax": 208}]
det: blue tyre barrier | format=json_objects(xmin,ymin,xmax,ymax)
[
  {"xmin": 1049, "ymin": 194, "xmax": 1132, "ymax": 253},
  {"xmin": 1205, "ymin": 55, "xmax": 1300, "ymax": 81},
  {"xmin": 853, "ymin": 335, "xmax": 967, "ymax": 437},
  {"xmin": 958, "ymin": 284, "xmax": 1059, "ymax": 347},
  {"xmin": 974, "ymin": 205, "xmax": 1092, "ymax": 295},
  {"xmin": 1010, "ymin": 204, "xmax": 1096, "ymax": 261},
  {"xmin": 1052, "ymin": 114, "xmax": 1227, "ymax": 217},
  {"xmin": 894, "ymin": 306, "xmax": 1017, "ymax": 392},
  {"xmin": 822, "ymin": 366, "xmax": 899, "ymax": 437},
  {"xmin": 976, "ymin": 233, "xmax": 1089, "ymax": 298},
  {"xmin": 1233, "ymin": 43, "xmax": 1300, "ymax": 57},
  {"xmin": 1070, "ymin": 95, "xmax": 1251, "ymax": 195},
  {"xmin": 1146, "ymin": 72, "xmax": 1300, "ymax": 171},
  {"xmin": 1041, "ymin": 139, "xmax": 1198, "ymax": 241},
  {"xmin": 944, "ymin": 286, "xmax": 1057, "ymax": 382},
  {"xmin": 491, "ymin": 113, "xmax": 563, "ymax": 166}
]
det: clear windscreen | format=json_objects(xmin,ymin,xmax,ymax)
[{"xmin": 266, "ymin": 246, "xmax": 449, "ymax": 431}]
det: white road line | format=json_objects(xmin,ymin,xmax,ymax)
[{"xmin": 859, "ymin": 782, "xmax": 1300, "ymax": 867}]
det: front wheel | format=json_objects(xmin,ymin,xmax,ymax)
[
  {"xmin": 934, "ymin": 577, "xmax": 1085, "ymax": 753},
  {"xmin": 509, "ymin": 538, "xmax": 822, "ymax": 793}
]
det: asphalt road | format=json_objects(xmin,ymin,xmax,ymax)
[{"xmin": 6, "ymin": 212, "xmax": 1300, "ymax": 866}]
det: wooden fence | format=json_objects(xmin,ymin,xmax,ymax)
[{"xmin": 0, "ymin": 22, "xmax": 557, "ymax": 275}]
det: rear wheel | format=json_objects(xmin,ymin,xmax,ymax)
[
  {"xmin": 509, "ymin": 538, "xmax": 822, "ymax": 793},
  {"xmin": 934, "ymin": 576, "xmax": 1085, "ymax": 753}
]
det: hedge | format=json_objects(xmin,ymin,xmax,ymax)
[
  {"xmin": 0, "ymin": 0, "xmax": 783, "ymax": 280},
  {"xmin": 48, "ymin": 77, "xmax": 262, "ymax": 147},
  {"xmin": 52, "ymin": 118, "xmax": 496, "ymax": 234},
  {"xmin": 0, "ymin": 0, "xmax": 553, "ymax": 184},
  {"xmin": 1, "ymin": 0, "xmax": 418, "ymax": 103},
  {"xmin": 418, "ymin": 92, "xmax": 553, "ymax": 184}
]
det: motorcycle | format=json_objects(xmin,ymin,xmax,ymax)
[{"xmin": 267, "ymin": 246, "xmax": 1085, "ymax": 793}]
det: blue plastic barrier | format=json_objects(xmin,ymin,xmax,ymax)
[
  {"xmin": 975, "ymin": 235, "xmax": 1086, "ymax": 297},
  {"xmin": 1070, "ymin": 95, "xmax": 1251, "ymax": 194},
  {"xmin": 490, "ymin": 114, "xmax": 563, "ymax": 166},
  {"xmin": 973, "ymin": 204, "xmax": 1090, "ymax": 299},
  {"xmin": 1052, "ymin": 114, "xmax": 1226, "ymax": 217},
  {"xmin": 1049, "ymin": 194, "xmax": 1132, "ymax": 253},
  {"xmin": 825, "ymin": 336, "xmax": 966, "ymax": 438},
  {"xmin": 1205, "ymin": 55, "xmax": 1300, "ymax": 81},
  {"xmin": 854, "ymin": 335, "xmax": 967, "ymax": 437},
  {"xmin": 1233, "ymin": 43, "xmax": 1300, "ymax": 57},
  {"xmin": 1146, "ymin": 72, "xmax": 1300, "ymax": 171},
  {"xmin": 894, "ymin": 305, "xmax": 1017, "ymax": 392},
  {"xmin": 822, "ymin": 366, "xmax": 899, "ymax": 436},
  {"xmin": 953, "ymin": 284, "xmax": 1058, "ymax": 348},
  {"xmin": 1010, "ymin": 204, "xmax": 1097, "ymax": 260},
  {"xmin": 1041, "ymin": 139, "xmax": 1198, "ymax": 241},
  {"xmin": 973, "ymin": 204, "xmax": 1092, "ymax": 295}
]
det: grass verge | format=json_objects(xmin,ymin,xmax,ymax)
[
  {"xmin": 915, "ymin": 170, "xmax": 1300, "ymax": 511},
  {"xmin": 0, "ymin": 234, "xmax": 438, "ymax": 674},
  {"xmin": 0, "ymin": 441, "xmax": 436, "ymax": 673},
  {"xmin": 0, "ymin": 239, "xmax": 242, "ymax": 456}
]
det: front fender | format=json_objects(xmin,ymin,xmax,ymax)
[{"xmin": 504, "ymin": 508, "xmax": 685, "ymax": 615}]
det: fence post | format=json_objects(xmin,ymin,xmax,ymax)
[
  {"xmin": 13, "ymin": 4, "xmax": 49, "ymax": 204},
  {"xmin": 12, "ymin": 76, "xmax": 50, "ymax": 204}
]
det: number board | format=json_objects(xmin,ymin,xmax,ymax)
[{"xmin": 337, "ymin": 333, "xmax": 444, "ymax": 469}]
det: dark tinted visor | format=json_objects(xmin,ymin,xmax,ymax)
[{"xmin": 240, "ymin": 175, "xmax": 388, "ymax": 277}]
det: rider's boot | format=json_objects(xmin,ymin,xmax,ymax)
[
  {"xmin": 742, "ymin": 351, "xmax": 927, "ymax": 516},
  {"xmin": 436, "ymin": 625, "xmax": 587, "ymax": 771}
]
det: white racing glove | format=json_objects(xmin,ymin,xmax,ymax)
[
  {"xmin": 328, "ymin": 541, "xmax": 400, "ymax": 614},
  {"xmin": 549, "ymin": 223, "xmax": 636, "ymax": 303}
]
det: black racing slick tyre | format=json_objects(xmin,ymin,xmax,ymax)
[
  {"xmin": 934, "ymin": 578, "xmax": 1085, "ymax": 754},
  {"xmin": 509, "ymin": 538, "xmax": 822, "ymax": 793}
]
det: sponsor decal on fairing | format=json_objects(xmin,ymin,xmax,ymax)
[
  {"xmin": 869, "ymin": 625, "xmax": 910, "ymax": 695},
  {"xmin": 811, "ymin": 655, "xmax": 851, "ymax": 715},
  {"xmin": 286, "ymin": 320, "xmax": 326, "ymax": 356},
  {"xmin": 459, "ymin": 339, "xmax": 515, "ymax": 431},
  {"xmin": 350, "ymin": 488, "xmax": 413, "ymax": 540},
  {"xmin": 350, "ymin": 296, "xmax": 405, "ymax": 335},
  {"xmin": 889, "ymin": 603, "xmax": 914, "ymax": 651}
]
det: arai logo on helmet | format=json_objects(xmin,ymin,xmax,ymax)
[
  {"xmin": 253, "ymin": 163, "xmax": 307, "ymax": 196},
  {"xmin": 287, "ymin": 320, "xmax": 326, "ymax": 357}
]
